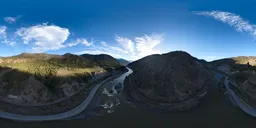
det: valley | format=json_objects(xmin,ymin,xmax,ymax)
[{"xmin": 0, "ymin": 51, "xmax": 256, "ymax": 127}]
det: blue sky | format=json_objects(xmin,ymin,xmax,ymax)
[{"xmin": 1, "ymin": 0, "xmax": 256, "ymax": 61}]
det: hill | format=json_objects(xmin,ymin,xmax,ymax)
[
  {"xmin": 208, "ymin": 56, "xmax": 256, "ymax": 74},
  {"xmin": 0, "ymin": 53, "xmax": 123, "ymax": 105},
  {"xmin": 81, "ymin": 54, "xmax": 122, "ymax": 68},
  {"xmin": 124, "ymin": 51, "xmax": 213, "ymax": 111},
  {"xmin": 116, "ymin": 58, "xmax": 130, "ymax": 66}
]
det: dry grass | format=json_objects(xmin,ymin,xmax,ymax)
[{"xmin": 56, "ymin": 67, "xmax": 105, "ymax": 76}]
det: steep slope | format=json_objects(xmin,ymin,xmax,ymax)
[{"xmin": 124, "ymin": 51, "xmax": 213, "ymax": 111}]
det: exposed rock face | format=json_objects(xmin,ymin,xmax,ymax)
[
  {"xmin": 61, "ymin": 82, "xmax": 81, "ymax": 96},
  {"xmin": 124, "ymin": 51, "xmax": 213, "ymax": 111},
  {"xmin": 4, "ymin": 76, "xmax": 50, "ymax": 104}
]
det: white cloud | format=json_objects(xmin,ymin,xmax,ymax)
[
  {"xmin": 115, "ymin": 36, "xmax": 135, "ymax": 54},
  {"xmin": 81, "ymin": 33, "xmax": 165, "ymax": 60},
  {"xmin": 193, "ymin": 11, "xmax": 256, "ymax": 39},
  {"xmin": 16, "ymin": 23, "xmax": 70, "ymax": 52},
  {"xmin": 4, "ymin": 15, "xmax": 22, "ymax": 24},
  {"xmin": 100, "ymin": 41, "xmax": 128, "ymax": 54},
  {"xmin": 66, "ymin": 38, "xmax": 93, "ymax": 47},
  {"xmin": 2, "ymin": 40, "xmax": 16, "ymax": 46},
  {"xmin": 0, "ymin": 26, "xmax": 6, "ymax": 38},
  {"xmin": 80, "ymin": 38, "xmax": 93, "ymax": 46},
  {"xmin": 135, "ymin": 33, "xmax": 163, "ymax": 58},
  {"xmin": 0, "ymin": 26, "xmax": 16, "ymax": 46}
]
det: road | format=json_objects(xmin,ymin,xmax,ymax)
[
  {"xmin": 224, "ymin": 78, "xmax": 256, "ymax": 117},
  {"xmin": 0, "ymin": 68, "xmax": 132, "ymax": 121}
]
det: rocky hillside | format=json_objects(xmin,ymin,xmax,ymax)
[
  {"xmin": 208, "ymin": 56, "xmax": 256, "ymax": 73},
  {"xmin": 124, "ymin": 51, "xmax": 213, "ymax": 111},
  {"xmin": 0, "ymin": 53, "xmax": 123, "ymax": 105}
]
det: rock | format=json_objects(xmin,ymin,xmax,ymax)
[
  {"xmin": 124, "ymin": 51, "xmax": 213, "ymax": 111},
  {"xmin": 61, "ymin": 83, "xmax": 75, "ymax": 96},
  {"xmin": 4, "ymin": 76, "xmax": 50, "ymax": 104}
]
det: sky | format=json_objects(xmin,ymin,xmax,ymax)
[{"xmin": 1, "ymin": 0, "xmax": 256, "ymax": 61}]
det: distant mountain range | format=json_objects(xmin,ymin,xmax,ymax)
[
  {"xmin": 0, "ymin": 53, "xmax": 126, "ymax": 104},
  {"xmin": 2, "ymin": 51, "xmax": 256, "ymax": 108},
  {"xmin": 116, "ymin": 58, "xmax": 131, "ymax": 66},
  {"xmin": 0, "ymin": 53, "xmax": 124, "ymax": 68}
]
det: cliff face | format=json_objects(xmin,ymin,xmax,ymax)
[{"xmin": 124, "ymin": 51, "xmax": 213, "ymax": 111}]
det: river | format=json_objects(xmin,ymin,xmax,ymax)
[{"xmin": 0, "ymin": 69, "xmax": 256, "ymax": 128}]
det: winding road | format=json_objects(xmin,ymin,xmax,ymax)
[
  {"xmin": 0, "ymin": 68, "xmax": 132, "ymax": 121},
  {"xmin": 3, "ymin": 66, "xmax": 255, "ymax": 121}
]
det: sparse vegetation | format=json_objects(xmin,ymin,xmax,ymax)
[{"xmin": 0, "ymin": 53, "xmax": 123, "ymax": 103}]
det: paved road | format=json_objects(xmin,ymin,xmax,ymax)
[
  {"xmin": 0, "ymin": 69, "xmax": 132, "ymax": 121},
  {"xmin": 224, "ymin": 78, "xmax": 256, "ymax": 117}
]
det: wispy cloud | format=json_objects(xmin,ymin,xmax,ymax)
[
  {"xmin": 80, "ymin": 38, "xmax": 93, "ymax": 46},
  {"xmin": 76, "ymin": 33, "xmax": 164, "ymax": 60},
  {"xmin": 0, "ymin": 26, "xmax": 7, "ymax": 38},
  {"xmin": 16, "ymin": 23, "xmax": 70, "ymax": 52},
  {"xmin": 193, "ymin": 11, "xmax": 256, "ymax": 39},
  {"xmin": 115, "ymin": 36, "xmax": 135, "ymax": 54},
  {"xmin": 4, "ymin": 15, "xmax": 22, "ymax": 24},
  {"xmin": 66, "ymin": 38, "xmax": 93, "ymax": 47},
  {"xmin": 2, "ymin": 19, "xmax": 164, "ymax": 60},
  {"xmin": 135, "ymin": 33, "xmax": 164, "ymax": 58},
  {"xmin": 0, "ymin": 26, "xmax": 16, "ymax": 46},
  {"xmin": 100, "ymin": 41, "xmax": 128, "ymax": 54}
]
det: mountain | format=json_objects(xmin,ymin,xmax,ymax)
[
  {"xmin": 81, "ymin": 54, "xmax": 122, "ymax": 68},
  {"xmin": 116, "ymin": 58, "xmax": 130, "ymax": 66},
  {"xmin": 0, "ymin": 53, "xmax": 124, "ymax": 105},
  {"xmin": 208, "ymin": 56, "xmax": 256, "ymax": 74},
  {"xmin": 124, "ymin": 51, "xmax": 213, "ymax": 111}
]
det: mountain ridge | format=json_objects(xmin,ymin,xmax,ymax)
[{"xmin": 0, "ymin": 53, "xmax": 124, "ymax": 105}]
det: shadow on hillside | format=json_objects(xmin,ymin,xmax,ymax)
[
  {"xmin": 0, "ymin": 66, "xmax": 94, "ymax": 95},
  {"xmin": 205, "ymin": 58, "xmax": 256, "ymax": 84},
  {"xmin": 0, "ymin": 65, "xmax": 128, "ymax": 95},
  {"xmin": 209, "ymin": 58, "xmax": 256, "ymax": 72}
]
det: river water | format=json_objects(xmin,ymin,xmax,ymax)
[{"xmin": 0, "ymin": 69, "xmax": 256, "ymax": 128}]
